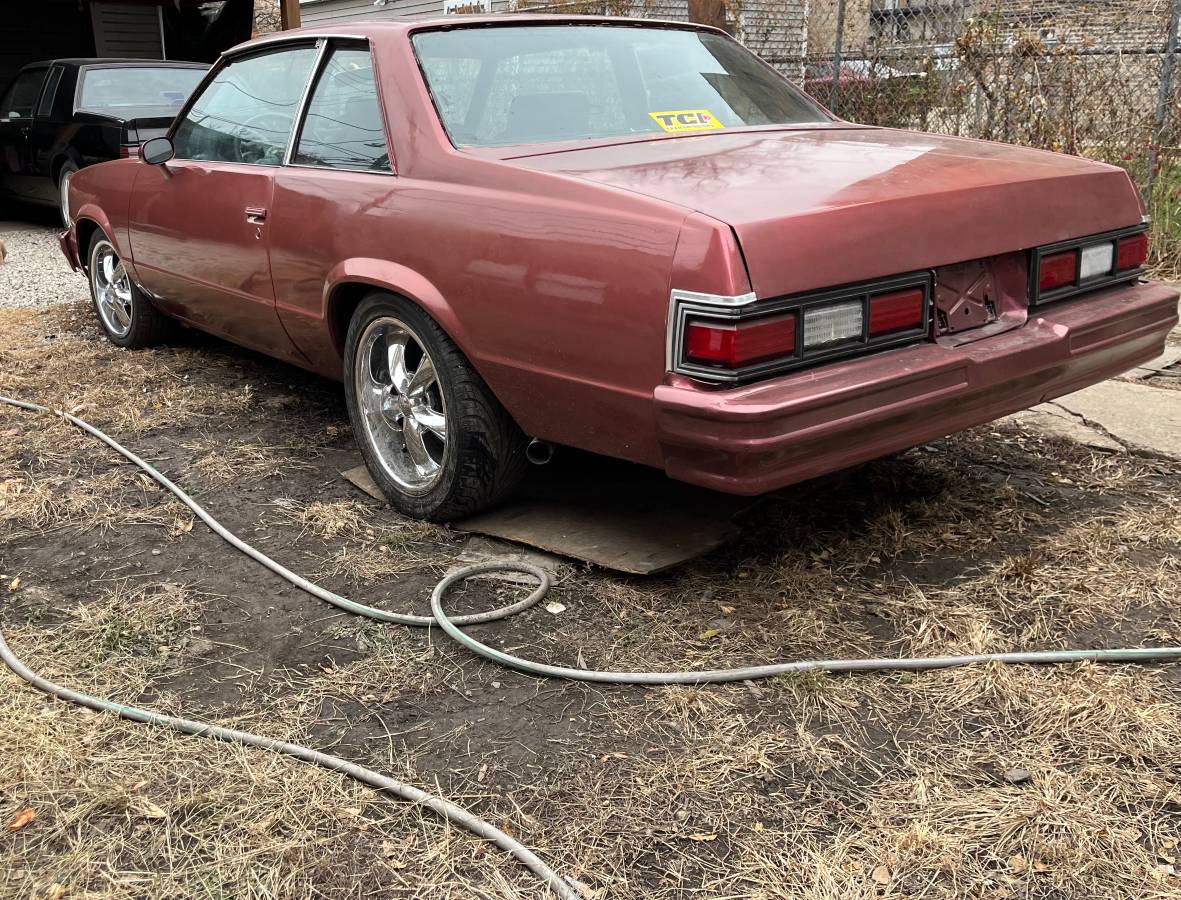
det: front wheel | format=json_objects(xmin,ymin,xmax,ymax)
[
  {"xmin": 87, "ymin": 230, "xmax": 169, "ymax": 349},
  {"xmin": 343, "ymin": 293, "xmax": 528, "ymax": 521}
]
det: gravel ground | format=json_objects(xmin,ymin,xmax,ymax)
[{"xmin": 0, "ymin": 222, "xmax": 88, "ymax": 309}]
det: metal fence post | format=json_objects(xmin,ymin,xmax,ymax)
[
  {"xmin": 830, "ymin": 0, "xmax": 847, "ymax": 115},
  {"xmin": 1147, "ymin": 0, "xmax": 1181, "ymax": 209}
]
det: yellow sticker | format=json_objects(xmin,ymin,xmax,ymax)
[{"xmin": 649, "ymin": 109, "xmax": 724, "ymax": 133}]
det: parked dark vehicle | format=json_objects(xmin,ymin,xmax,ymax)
[{"xmin": 0, "ymin": 59, "xmax": 207, "ymax": 222}]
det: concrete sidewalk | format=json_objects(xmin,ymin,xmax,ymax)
[{"xmin": 1006, "ymin": 303, "xmax": 1181, "ymax": 458}]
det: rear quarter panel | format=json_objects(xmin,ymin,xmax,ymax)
[{"xmin": 270, "ymin": 163, "xmax": 688, "ymax": 466}]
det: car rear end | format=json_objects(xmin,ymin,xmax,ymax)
[
  {"xmin": 74, "ymin": 62, "xmax": 206, "ymax": 160},
  {"xmin": 655, "ymin": 223, "xmax": 1177, "ymax": 494}
]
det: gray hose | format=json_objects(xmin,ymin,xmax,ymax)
[
  {"xmin": 0, "ymin": 624, "xmax": 579, "ymax": 900},
  {"xmin": 3, "ymin": 393, "xmax": 1181, "ymax": 898}
]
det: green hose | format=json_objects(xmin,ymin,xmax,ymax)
[{"xmin": 2, "ymin": 393, "xmax": 1180, "ymax": 898}]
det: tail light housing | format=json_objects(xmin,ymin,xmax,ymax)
[
  {"xmin": 1031, "ymin": 226, "xmax": 1148, "ymax": 305},
  {"xmin": 119, "ymin": 143, "xmax": 141, "ymax": 159},
  {"xmin": 669, "ymin": 273, "xmax": 931, "ymax": 384}
]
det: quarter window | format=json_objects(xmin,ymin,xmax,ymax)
[
  {"xmin": 294, "ymin": 45, "xmax": 390, "ymax": 171},
  {"xmin": 173, "ymin": 46, "xmax": 318, "ymax": 165},
  {"xmin": 36, "ymin": 66, "xmax": 64, "ymax": 118}
]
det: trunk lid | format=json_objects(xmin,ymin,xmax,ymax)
[{"xmin": 508, "ymin": 127, "xmax": 1144, "ymax": 299}]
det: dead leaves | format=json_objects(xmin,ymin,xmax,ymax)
[{"xmin": 6, "ymin": 807, "xmax": 36, "ymax": 832}]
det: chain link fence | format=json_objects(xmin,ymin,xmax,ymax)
[{"xmin": 769, "ymin": 0, "xmax": 1181, "ymax": 273}]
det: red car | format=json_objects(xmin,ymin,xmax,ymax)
[{"xmin": 59, "ymin": 17, "xmax": 1178, "ymax": 520}]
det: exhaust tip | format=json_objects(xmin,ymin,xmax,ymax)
[{"xmin": 526, "ymin": 439, "xmax": 554, "ymax": 466}]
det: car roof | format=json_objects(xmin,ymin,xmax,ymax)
[
  {"xmin": 232, "ymin": 14, "xmax": 719, "ymax": 54},
  {"xmin": 23, "ymin": 58, "xmax": 208, "ymax": 69}
]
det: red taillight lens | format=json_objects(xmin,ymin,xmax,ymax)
[
  {"xmin": 119, "ymin": 144, "xmax": 141, "ymax": 159},
  {"xmin": 1039, "ymin": 250, "xmax": 1078, "ymax": 293},
  {"xmin": 1116, "ymin": 232, "xmax": 1148, "ymax": 270},
  {"xmin": 868, "ymin": 287, "xmax": 924, "ymax": 337},
  {"xmin": 685, "ymin": 314, "xmax": 797, "ymax": 367}
]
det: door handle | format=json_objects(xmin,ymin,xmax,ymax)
[{"xmin": 245, "ymin": 206, "xmax": 267, "ymax": 224}]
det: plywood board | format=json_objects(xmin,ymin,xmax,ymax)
[{"xmin": 342, "ymin": 451, "xmax": 754, "ymax": 574}]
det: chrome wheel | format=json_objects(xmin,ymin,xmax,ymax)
[
  {"xmin": 91, "ymin": 241, "xmax": 133, "ymax": 338},
  {"xmin": 355, "ymin": 316, "xmax": 448, "ymax": 494},
  {"xmin": 59, "ymin": 169, "xmax": 73, "ymax": 226}
]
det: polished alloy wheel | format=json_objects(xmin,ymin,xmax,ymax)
[
  {"xmin": 355, "ymin": 316, "xmax": 448, "ymax": 493},
  {"xmin": 91, "ymin": 241, "xmax": 133, "ymax": 338},
  {"xmin": 59, "ymin": 170, "xmax": 73, "ymax": 226}
]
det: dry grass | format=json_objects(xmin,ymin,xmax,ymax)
[
  {"xmin": 0, "ymin": 468, "xmax": 182, "ymax": 537},
  {"xmin": 2, "ymin": 302, "xmax": 1181, "ymax": 899},
  {"xmin": 272, "ymin": 498, "xmax": 446, "ymax": 583},
  {"xmin": 184, "ymin": 440, "xmax": 316, "ymax": 486},
  {"xmin": 0, "ymin": 304, "xmax": 259, "ymax": 441}
]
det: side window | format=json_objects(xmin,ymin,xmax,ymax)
[
  {"xmin": 0, "ymin": 69, "xmax": 48, "ymax": 120},
  {"xmin": 173, "ymin": 46, "xmax": 318, "ymax": 165},
  {"xmin": 294, "ymin": 45, "xmax": 390, "ymax": 171},
  {"xmin": 35, "ymin": 66, "xmax": 64, "ymax": 118}
]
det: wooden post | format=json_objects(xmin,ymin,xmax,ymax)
[{"xmin": 280, "ymin": 0, "xmax": 301, "ymax": 30}]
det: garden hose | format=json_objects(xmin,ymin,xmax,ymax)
[{"xmin": 2, "ymin": 393, "xmax": 1180, "ymax": 898}]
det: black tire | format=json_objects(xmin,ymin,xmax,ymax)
[
  {"xmin": 86, "ymin": 229, "xmax": 170, "ymax": 349},
  {"xmin": 343, "ymin": 292, "xmax": 528, "ymax": 521},
  {"xmin": 57, "ymin": 160, "xmax": 79, "ymax": 227}
]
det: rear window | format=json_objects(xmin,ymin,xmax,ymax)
[
  {"xmin": 412, "ymin": 25, "xmax": 828, "ymax": 148},
  {"xmin": 77, "ymin": 66, "xmax": 206, "ymax": 112}
]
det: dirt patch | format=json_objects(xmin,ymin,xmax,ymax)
[{"xmin": 2, "ymin": 302, "xmax": 1181, "ymax": 899}]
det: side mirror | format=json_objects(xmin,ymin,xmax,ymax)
[{"xmin": 141, "ymin": 137, "xmax": 175, "ymax": 166}]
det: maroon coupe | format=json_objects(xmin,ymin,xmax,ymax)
[{"xmin": 59, "ymin": 17, "xmax": 1179, "ymax": 520}]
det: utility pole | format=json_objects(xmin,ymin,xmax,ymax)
[
  {"xmin": 830, "ymin": 0, "xmax": 847, "ymax": 115},
  {"xmin": 280, "ymin": 0, "xmax": 301, "ymax": 30}
]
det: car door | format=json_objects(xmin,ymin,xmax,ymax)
[
  {"xmin": 127, "ymin": 44, "xmax": 319, "ymax": 361},
  {"xmin": 25, "ymin": 64, "xmax": 67, "ymax": 207},
  {"xmin": 0, "ymin": 66, "xmax": 49, "ymax": 200}
]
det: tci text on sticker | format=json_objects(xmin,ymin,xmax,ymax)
[{"xmin": 649, "ymin": 110, "xmax": 724, "ymax": 133}]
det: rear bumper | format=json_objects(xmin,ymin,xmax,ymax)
[
  {"xmin": 654, "ymin": 280, "xmax": 1179, "ymax": 494},
  {"xmin": 58, "ymin": 228, "xmax": 80, "ymax": 272}
]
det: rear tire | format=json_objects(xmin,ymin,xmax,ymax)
[
  {"xmin": 87, "ymin": 230, "xmax": 169, "ymax": 349},
  {"xmin": 343, "ymin": 292, "xmax": 528, "ymax": 521}
]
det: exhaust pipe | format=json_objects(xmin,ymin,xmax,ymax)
[{"xmin": 526, "ymin": 439, "xmax": 554, "ymax": 466}]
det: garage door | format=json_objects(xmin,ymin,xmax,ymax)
[{"xmin": 91, "ymin": 1, "xmax": 165, "ymax": 59}]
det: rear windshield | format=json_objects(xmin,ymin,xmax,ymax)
[
  {"xmin": 412, "ymin": 25, "xmax": 828, "ymax": 148},
  {"xmin": 78, "ymin": 66, "xmax": 206, "ymax": 113}
]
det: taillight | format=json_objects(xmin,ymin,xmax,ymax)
[
  {"xmin": 868, "ymin": 287, "xmax": 925, "ymax": 337},
  {"xmin": 1117, "ymin": 232, "xmax": 1148, "ymax": 270},
  {"xmin": 1032, "ymin": 227, "xmax": 1148, "ymax": 305},
  {"xmin": 670, "ymin": 275, "xmax": 930, "ymax": 383},
  {"xmin": 119, "ymin": 144, "xmax": 141, "ymax": 159},
  {"xmin": 1039, "ymin": 250, "xmax": 1077, "ymax": 292},
  {"xmin": 685, "ymin": 313, "xmax": 796, "ymax": 367}
]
